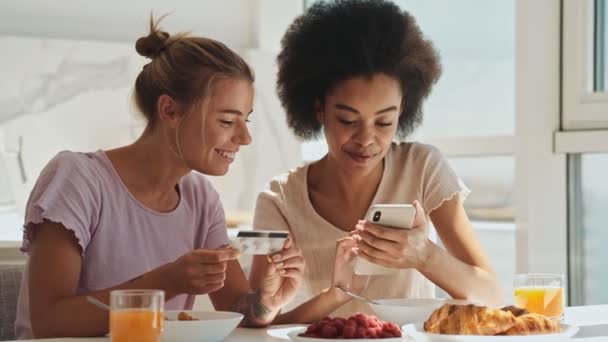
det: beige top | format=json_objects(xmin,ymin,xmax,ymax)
[{"xmin": 253, "ymin": 142, "xmax": 470, "ymax": 316}]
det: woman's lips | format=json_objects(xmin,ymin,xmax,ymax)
[
  {"xmin": 346, "ymin": 151, "xmax": 377, "ymax": 163},
  {"xmin": 215, "ymin": 148, "xmax": 236, "ymax": 161}
]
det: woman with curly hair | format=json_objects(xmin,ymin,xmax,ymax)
[{"xmin": 249, "ymin": 0, "xmax": 503, "ymax": 322}]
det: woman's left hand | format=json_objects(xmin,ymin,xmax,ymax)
[
  {"xmin": 355, "ymin": 200, "xmax": 432, "ymax": 270},
  {"xmin": 332, "ymin": 236, "xmax": 370, "ymax": 295},
  {"xmin": 258, "ymin": 236, "xmax": 305, "ymax": 311}
]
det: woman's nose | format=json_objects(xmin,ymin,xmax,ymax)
[
  {"xmin": 235, "ymin": 124, "xmax": 252, "ymax": 145},
  {"xmin": 353, "ymin": 124, "xmax": 375, "ymax": 147}
]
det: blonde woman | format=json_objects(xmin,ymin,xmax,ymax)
[{"xmin": 15, "ymin": 17, "xmax": 304, "ymax": 338}]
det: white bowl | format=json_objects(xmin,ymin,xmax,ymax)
[
  {"xmin": 370, "ymin": 298, "xmax": 472, "ymax": 326},
  {"xmin": 163, "ymin": 310, "xmax": 243, "ymax": 342}
]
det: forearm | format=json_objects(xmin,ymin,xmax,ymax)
[
  {"xmin": 273, "ymin": 287, "xmax": 350, "ymax": 324},
  {"xmin": 420, "ymin": 243, "xmax": 504, "ymax": 308},
  {"xmin": 231, "ymin": 290, "xmax": 278, "ymax": 327},
  {"xmin": 32, "ymin": 266, "xmax": 175, "ymax": 338}
]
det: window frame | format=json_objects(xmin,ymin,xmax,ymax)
[{"xmin": 563, "ymin": 0, "xmax": 608, "ymax": 130}]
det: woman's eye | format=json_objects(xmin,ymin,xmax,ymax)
[
  {"xmin": 377, "ymin": 122, "xmax": 393, "ymax": 127},
  {"xmin": 338, "ymin": 118, "xmax": 357, "ymax": 126},
  {"xmin": 219, "ymin": 120, "xmax": 235, "ymax": 126}
]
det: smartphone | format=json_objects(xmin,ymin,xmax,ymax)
[
  {"xmin": 231, "ymin": 230, "xmax": 289, "ymax": 255},
  {"xmin": 354, "ymin": 204, "xmax": 416, "ymax": 275}
]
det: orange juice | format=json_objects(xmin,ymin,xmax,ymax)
[
  {"xmin": 514, "ymin": 286, "xmax": 564, "ymax": 318},
  {"xmin": 110, "ymin": 310, "xmax": 163, "ymax": 342}
]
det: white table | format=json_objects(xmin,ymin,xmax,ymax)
[
  {"xmin": 12, "ymin": 305, "xmax": 608, "ymax": 342},
  {"xmin": 561, "ymin": 305, "xmax": 608, "ymax": 341}
]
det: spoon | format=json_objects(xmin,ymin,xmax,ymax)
[
  {"xmin": 334, "ymin": 286, "xmax": 380, "ymax": 305},
  {"xmin": 86, "ymin": 296, "xmax": 111, "ymax": 311},
  {"xmin": 86, "ymin": 296, "xmax": 174, "ymax": 320}
]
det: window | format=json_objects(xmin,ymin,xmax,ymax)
[
  {"xmin": 569, "ymin": 154, "xmax": 608, "ymax": 305},
  {"xmin": 396, "ymin": 0, "xmax": 514, "ymax": 138},
  {"xmin": 561, "ymin": 0, "xmax": 608, "ymax": 305},
  {"xmin": 448, "ymin": 157, "xmax": 514, "ymax": 223}
]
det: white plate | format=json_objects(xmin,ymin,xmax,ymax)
[
  {"xmin": 403, "ymin": 323, "xmax": 579, "ymax": 341},
  {"xmin": 287, "ymin": 327, "xmax": 409, "ymax": 342},
  {"xmin": 163, "ymin": 310, "xmax": 243, "ymax": 342}
]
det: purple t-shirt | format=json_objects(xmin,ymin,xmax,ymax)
[{"xmin": 14, "ymin": 150, "xmax": 229, "ymax": 339}]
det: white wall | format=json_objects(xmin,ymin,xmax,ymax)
[{"xmin": 0, "ymin": 0, "xmax": 256, "ymax": 48}]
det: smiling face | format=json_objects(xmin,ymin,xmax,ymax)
[
  {"xmin": 177, "ymin": 77, "xmax": 254, "ymax": 176},
  {"xmin": 318, "ymin": 73, "xmax": 402, "ymax": 174}
]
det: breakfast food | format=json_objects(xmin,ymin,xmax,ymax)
[
  {"xmin": 423, "ymin": 303, "xmax": 459, "ymax": 332},
  {"xmin": 435, "ymin": 305, "xmax": 517, "ymax": 335},
  {"xmin": 300, "ymin": 313, "xmax": 402, "ymax": 339},
  {"xmin": 500, "ymin": 305, "xmax": 528, "ymax": 317},
  {"xmin": 424, "ymin": 304, "xmax": 560, "ymax": 336},
  {"xmin": 177, "ymin": 311, "xmax": 198, "ymax": 321},
  {"xmin": 501, "ymin": 313, "xmax": 560, "ymax": 335}
]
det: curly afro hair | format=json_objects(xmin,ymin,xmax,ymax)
[{"xmin": 276, "ymin": 0, "xmax": 441, "ymax": 140}]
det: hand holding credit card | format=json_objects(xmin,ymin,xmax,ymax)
[{"xmin": 230, "ymin": 230, "xmax": 289, "ymax": 255}]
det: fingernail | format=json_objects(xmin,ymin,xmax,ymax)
[
  {"xmin": 358, "ymin": 220, "xmax": 365, "ymax": 225},
  {"xmin": 279, "ymin": 269, "xmax": 286, "ymax": 275},
  {"xmin": 266, "ymin": 255, "xmax": 273, "ymax": 263},
  {"xmin": 356, "ymin": 224, "xmax": 364, "ymax": 231},
  {"xmin": 272, "ymin": 254, "xmax": 282, "ymax": 262},
  {"xmin": 276, "ymin": 262, "xmax": 284, "ymax": 269}
]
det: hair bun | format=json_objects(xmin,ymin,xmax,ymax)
[{"xmin": 136, "ymin": 30, "xmax": 170, "ymax": 59}]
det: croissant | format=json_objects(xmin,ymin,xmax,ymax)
[
  {"xmin": 500, "ymin": 305, "xmax": 528, "ymax": 317},
  {"xmin": 424, "ymin": 304, "xmax": 460, "ymax": 333},
  {"xmin": 501, "ymin": 313, "xmax": 560, "ymax": 335},
  {"xmin": 438, "ymin": 304, "xmax": 517, "ymax": 335}
]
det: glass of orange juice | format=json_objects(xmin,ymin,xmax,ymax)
[
  {"xmin": 514, "ymin": 274, "xmax": 564, "ymax": 321},
  {"xmin": 110, "ymin": 290, "xmax": 164, "ymax": 342}
]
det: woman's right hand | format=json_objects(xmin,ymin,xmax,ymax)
[
  {"xmin": 161, "ymin": 248, "xmax": 240, "ymax": 295},
  {"xmin": 332, "ymin": 236, "xmax": 370, "ymax": 298}
]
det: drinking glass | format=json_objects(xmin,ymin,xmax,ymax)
[
  {"xmin": 514, "ymin": 274, "xmax": 564, "ymax": 321},
  {"xmin": 110, "ymin": 290, "xmax": 164, "ymax": 342}
]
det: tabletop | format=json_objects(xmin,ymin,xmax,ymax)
[{"xmin": 10, "ymin": 305, "xmax": 608, "ymax": 342}]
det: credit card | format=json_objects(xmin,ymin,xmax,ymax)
[{"xmin": 230, "ymin": 230, "xmax": 289, "ymax": 255}]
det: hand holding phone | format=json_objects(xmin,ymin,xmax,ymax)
[
  {"xmin": 354, "ymin": 204, "xmax": 416, "ymax": 275},
  {"xmin": 367, "ymin": 204, "xmax": 416, "ymax": 229}
]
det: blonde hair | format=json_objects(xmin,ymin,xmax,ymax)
[{"xmin": 133, "ymin": 14, "xmax": 254, "ymax": 126}]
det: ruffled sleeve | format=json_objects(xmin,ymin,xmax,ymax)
[
  {"xmin": 419, "ymin": 144, "xmax": 470, "ymax": 214},
  {"xmin": 21, "ymin": 152, "xmax": 101, "ymax": 255}
]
